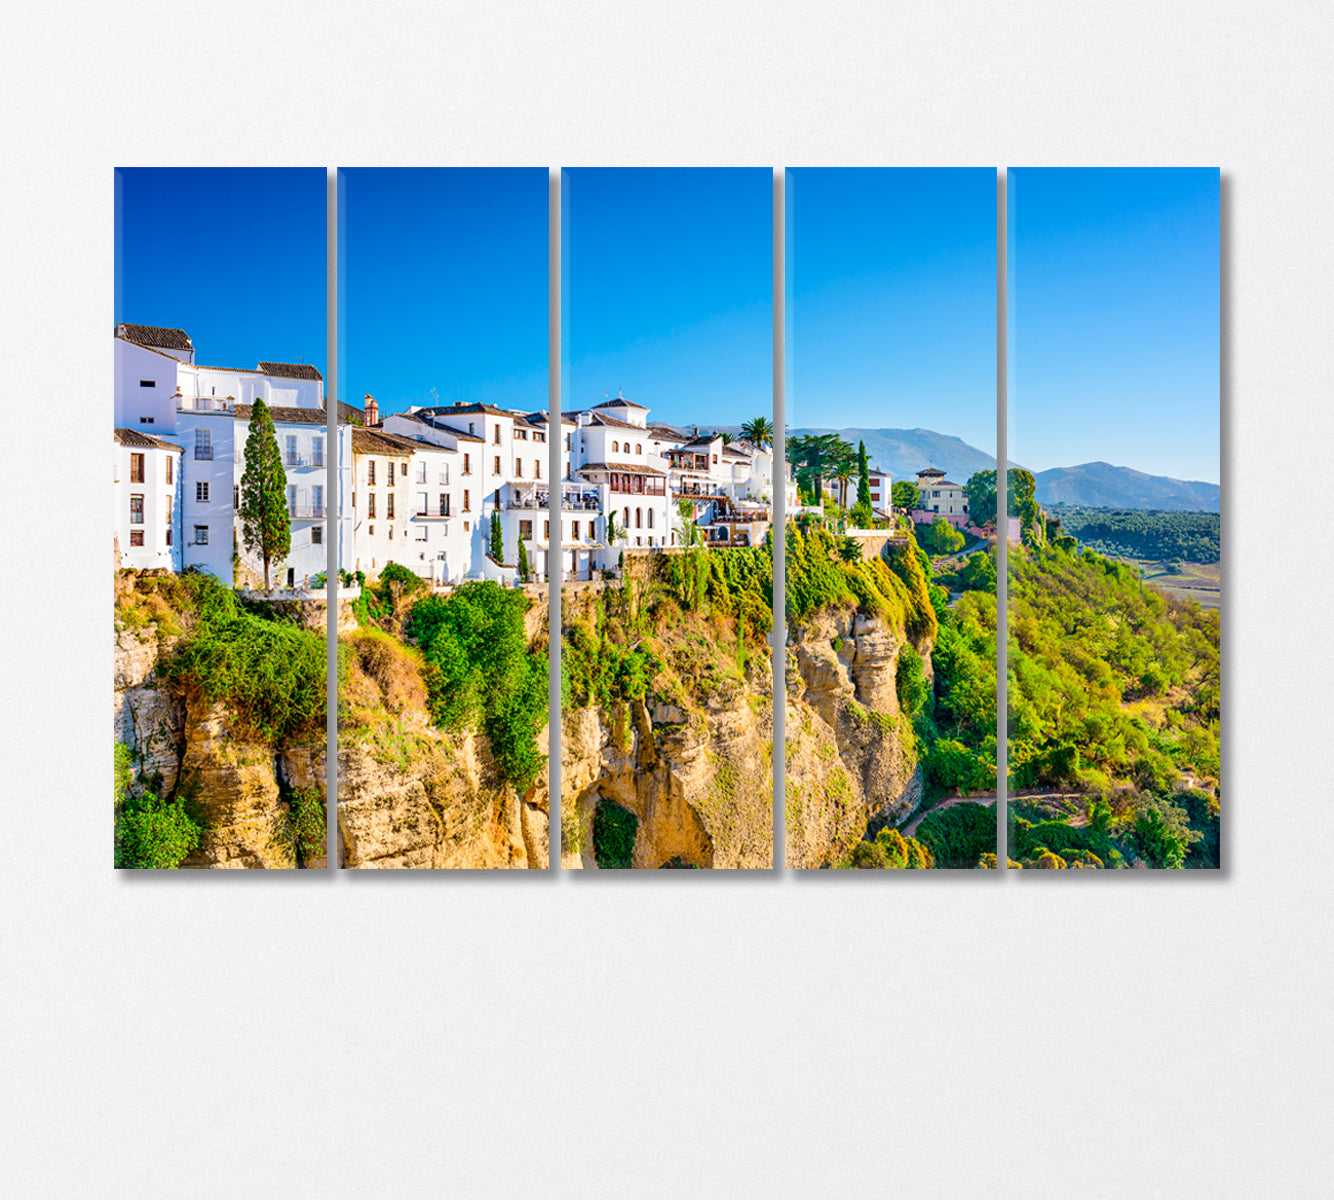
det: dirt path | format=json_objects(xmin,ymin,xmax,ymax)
[{"xmin": 902, "ymin": 793, "xmax": 997, "ymax": 838}]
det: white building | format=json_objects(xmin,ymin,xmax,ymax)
[
  {"xmin": 114, "ymin": 428, "xmax": 183, "ymax": 571},
  {"xmin": 114, "ymin": 325, "xmax": 349, "ymax": 586},
  {"xmin": 912, "ymin": 466, "xmax": 970, "ymax": 527}
]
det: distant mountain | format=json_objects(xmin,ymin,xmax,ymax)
[
  {"xmin": 1035, "ymin": 462, "xmax": 1220, "ymax": 512},
  {"xmin": 787, "ymin": 427, "xmax": 1002, "ymax": 483}
]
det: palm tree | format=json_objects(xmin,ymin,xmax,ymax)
[
  {"xmin": 740, "ymin": 416, "xmax": 774, "ymax": 449},
  {"xmin": 833, "ymin": 459, "xmax": 856, "ymax": 509}
]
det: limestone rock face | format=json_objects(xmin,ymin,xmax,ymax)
[
  {"xmin": 784, "ymin": 610, "xmax": 925, "ymax": 869},
  {"xmin": 178, "ymin": 701, "xmax": 299, "ymax": 870},
  {"xmin": 336, "ymin": 718, "xmax": 550, "ymax": 870},
  {"xmin": 113, "ymin": 627, "xmax": 185, "ymax": 797},
  {"xmin": 561, "ymin": 660, "xmax": 775, "ymax": 870}
]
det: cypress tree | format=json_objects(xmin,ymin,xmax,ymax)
[
  {"xmin": 851, "ymin": 440, "xmax": 874, "ymax": 527},
  {"xmin": 489, "ymin": 510, "xmax": 504, "ymax": 562},
  {"xmin": 517, "ymin": 535, "xmax": 530, "ymax": 582},
  {"xmin": 239, "ymin": 397, "xmax": 291, "ymax": 590}
]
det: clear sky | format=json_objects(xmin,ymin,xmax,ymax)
[
  {"xmin": 561, "ymin": 168, "xmax": 771, "ymax": 429},
  {"xmin": 1009, "ymin": 167, "xmax": 1220, "ymax": 483},
  {"xmin": 785, "ymin": 168, "xmax": 997, "ymax": 451},
  {"xmin": 339, "ymin": 168, "xmax": 547, "ymax": 418},
  {"xmin": 115, "ymin": 168, "xmax": 325, "ymax": 372}
]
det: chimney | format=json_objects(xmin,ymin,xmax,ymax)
[{"xmin": 364, "ymin": 393, "xmax": 379, "ymax": 427}]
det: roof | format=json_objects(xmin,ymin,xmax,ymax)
[
  {"xmin": 677, "ymin": 435, "xmax": 720, "ymax": 450},
  {"xmin": 916, "ymin": 466, "xmax": 946, "ymax": 477},
  {"xmin": 396, "ymin": 411, "xmax": 485, "ymax": 442},
  {"xmin": 593, "ymin": 397, "xmax": 648, "ymax": 411},
  {"xmin": 575, "ymin": 461, "xmax": 668, "ymax": 477},
  {"xmin": 330, "ymin": 399, "xmax": 364, "ymax": 423},
  {"xmin": 648, "ymin": 424, "xmax": 688, "ymax": 442},
  {"xmin": 585, "ymin": 411, "xmax": 641, "ymax": 430},
  {"xmin": 353, "ymin": 428, "xmax": 423, "ymax": 456},
  {"xmin": 235, "ymin": 403, "xmax": 342, "ymax": 426},
  {"xmin": 425, "ymin": 402, "xmax": 514, "ymax": 418},
  {"xmin": 116, "ymin": 323, "xmax": 193, "ymax": 351},
  {"xmin": 114, "ymin": 427, "xmax": 181, "ymax": 452},
  {"xmin": 259, "ymin": 361, "xmax": 323, "ymax": 381}
]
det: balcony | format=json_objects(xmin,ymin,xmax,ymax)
[
  {"xmin": 414, "ymin": 507, "xmax": 451, "ymax": 520},
  {"xmin": 179, "ymin": 396, "xmax": 231, "ymax": 413},
  {"xmin": 283, "ymin": 454, "xmax": 319, "ymax": 469},
  {"xmin": 288, "ymin": 505, "xmax": 325, "ymax": 519},
  {"xmin": 194, "ymin": 448, "xmax": 214, "ymax": 461},
  {"xmin": 507, "ymin": 490, "xmax": 601, "ymax": 512}
]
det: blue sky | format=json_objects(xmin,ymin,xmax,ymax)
[
  {"xmin": 115, "ymin": 168, "xmax": 325, "ymax": 372},
  {"xmin": 1009, "ymin": 168, "xmax": 1220, "ymax": 482},
  {"xmin": 339, "ymin": 168, "xmax": 548, "ymax": 417},
  {"xmin": 562, "ymin": 168, "xmax": 772, "ymax": 429},
  {"xmin": 785, "ymin": 168, "xmax": 997, "ymax": 451}
]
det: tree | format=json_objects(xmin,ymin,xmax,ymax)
[
  {"xmin": 517, "ymin": 536, "xmax": 530, "ymax": 583},
  {"xmin": 739, "ymin": 416, "xmax": 774, "ymax": 449},
  {"xmin": 919, "ymin": 517, "xmax": 966, "ymax": 557},
  {"xmin": 239, "ymin": 397, "xmax": 291, "ymax": 589},
  {"xmin": 850, "ymin": 440, "xmax": 874, "ymax": 526},
  {"xmin": 963, "ymin": 470, "xmax": 997, "ymax": 528},
  {"xmin": 892, "ymin": 480, "xmax": 921, "ymax": 511},
  {"xmin": 606, "ymin": 510, "xmax": 617, "ymax": 544},
  {"xmin": 489, "ymin": 510, "xmax": 503, "ymax": 562}
]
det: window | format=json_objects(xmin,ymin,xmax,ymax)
[
  {"xmin": 312, "ymin": 485, "xmax": 324, "ymax": 517},
  {"xmin": 469, "ymin": 422, "xmax": 475, "ymax": 435},
  {"xmin": 401, "ymin": 460, "xmax": 408, "ymax": 478},
  {"xmin": 517, "ymin": 429, "xmax": 527, "ymax": 440},
  {"xmin": 233, "ymin": 484, "xmax": 239, "ymax": 508},
  {"xmin": 534, "ymin": 459, "xmax": 541, "ymax": 479},
  {"xmin": 312, "ymin": 524, "xmax": 323, "ymax": 544},
  {"xmin": 139, "ymin": 416, "xmax": 155, "ymax": 425},
  {"xmin": 130, "ymin": 495, "xmax": 144, "ymax": 524},
  {"xmin": 368, "ymin": 460, "xmax": 376, "ymax": 485},
  {"xmin": 368, "ymin": 493, "xmax": 376, "ymax": 518},
  {"xmin": 440, "ymin": 493, "xmax": 450, "ymax": 516},
  {"xmin": 493, "ymin": 426, "xmax": 501, "ymax": 444},
  {"xmin": 193, "ymin": 525, "xmax": 208, "ymax": 545},
  {"xmin": 165, "ymin": 526, "xmax": 172, "ymax": 546},
  {"xmin": 712, "ymin": 454, "xmax": 718, "ymax": 464},
  {"xmin": 515, "ymin": 460, "xmax": 523, "ymax": 477},
  {"xmin": 388, "ymin": 461, "xmax": 395, "ymax": 486},
  {"xmin": 494, "ymin": 456, "xmax": 501, "ymax": 475},
  {"xmin": 165, "ymin": 457, "xmax": 173, "ymax": 485},
  {"xmin": 647, "ymin": 509, "xmax": 653, "ymax": 528},
  {"xmin": 387, "ymin": 494, "xmax": 395, "ymax": 519},
  {"xmin": 130, "ymin": 454, "xmax": 144, "ymax": 482},
  {"xmin": 520, "ymin": 520, "xmax": 533, "ymax": 540},
  {"xmin": 463, "ymin": 453, "xmax": 471, "ymax": 475},
  {"xmin": 588, "ymin": 521, "xmax": 595, "ymax": 540},
  {"xmin": 543, "ymin": 520, "xmax": 549, "ymax": 539},
  {"xmin": 463, "ymin": 490, "xmax": 470, "ymax": 512},
  {"xmin": 613, "ymin": 441, "xmax": 619, "ymax": 453},
  {"xmin": 139, "ymin": 379, "xmax": 155, "ymax": 387},
  {"xmin": 194, "ymin": 429, "xmax": 212, "ymax": 460},
  {"xmin": 285, "ymin": 435, "xmax": 298, "ymax": 466},
  {"xmin": 196, "ymin": 481, "xmax": 210, "ymax": 503},
  {"xmin": 564, "ymin": 434, "xmax": 571, "ymax": 450},
  {"xmin": 635, "ymin": 443, "xmax": 642, "ymax": 455},
  {"xmin": 287, "ymin": 484, "xmax": 297, "ymax": 514},
  {"xmin": 415, "ymin": 525, "xmax": 428, "ymax": 541},
  {"xmin": 636, "ymin": 508, "xmax": 642, "ymax": 528},
  {"xmin": 417, "ymin": 461, "xmax": 427, "ymax": 483},
  {"xmin": 535, "ymin": 431, "xmax": 545, "ymax": 443},
  {"xmin": 313, "ymin": 437, "xmax": 325, "ymax": 467},
  {"xmin": 129, "ymin": 530, "xmax": 144, "ymax": 546}
]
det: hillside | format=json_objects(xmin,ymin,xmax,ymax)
[
  {"xmin": 786, "ymin": 426, "xmax": 1000, "ymax": 482},
  {"xmin": 1035, "ymin": 462, "xmax": 1220, "ymax": 512}
]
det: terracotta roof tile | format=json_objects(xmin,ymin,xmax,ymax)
[
  {"xmin": 114, "ymin": 427, "xmax": 182, "ymax": 451},
  {"xmin": 258, "ymin": 361, "xmax": 323, "ymax": 381},
  {"xmin": 116, "ymin": 323, "xmax": 193, "ymax": 351}
]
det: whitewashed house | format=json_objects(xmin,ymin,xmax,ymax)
[
  {"xmin": 113, "ymin": 325, "xmax": 349, "ymax": 586},
  {"xmin": 114, "ymin": 428, "xmax": 183, "ymax": 571}
]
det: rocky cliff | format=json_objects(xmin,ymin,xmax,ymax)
[{"xmin": 783, "ymin": 608, "xmax": 926, "ymax": 869}]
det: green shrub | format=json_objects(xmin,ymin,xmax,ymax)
[
  {"xmin": 593, "ymin": 800, "xmax": 638, "ymax": 869},
  {"xmin": 896, "ymin": 645, "xmax": 931, "ymax": 717},
  {"xmin": 114, "ymin": 744, "xmax": 201, "ymax": 869},
  {"xmin": 915, "ymin": 802, "xmax": 995, "ymax": 869}
]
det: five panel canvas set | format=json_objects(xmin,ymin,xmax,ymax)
[{"xmin": 111, "ymin": 167, "xmax": 1221, "ymax": 872}]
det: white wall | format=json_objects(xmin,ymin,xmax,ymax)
[
  {"xmin": 6, "ymin": 13, "xmax": 1333, "ymax": 1200},
  {"xmin": 113, "ymin": 442, "xmax": 180, "ymax": 570}
]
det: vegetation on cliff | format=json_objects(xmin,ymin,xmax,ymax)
[
  {"xmin": 1007, "ymin": 541, "xmax": 1221, "ymax": 868},
  {"xmin": 404, "ymin": 582, "xmax": 549, "ymax": 792},
  {"xmin": 113, "ymin": 743, "xmax": 202, "ymax": 869}
]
